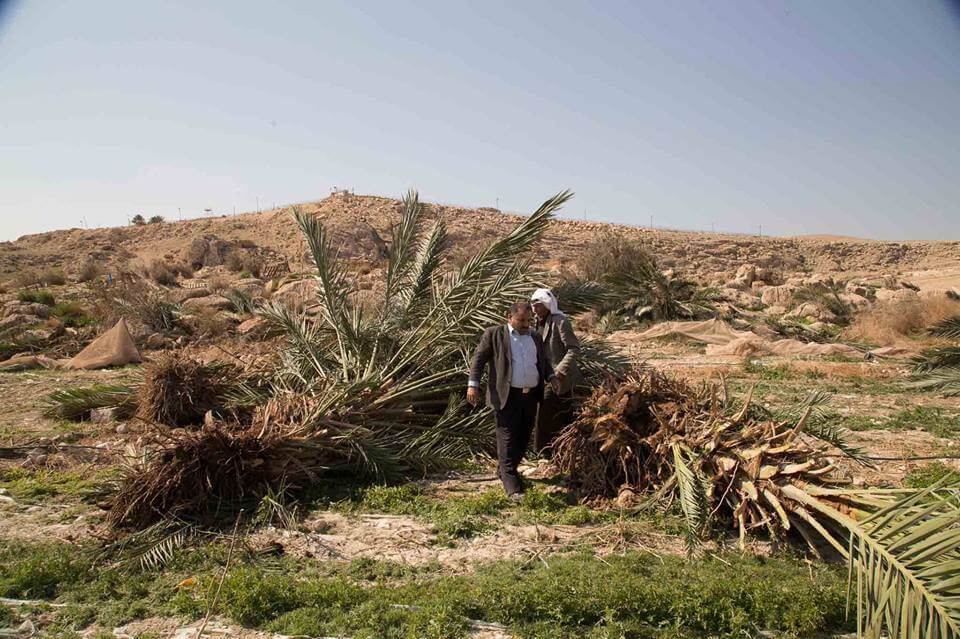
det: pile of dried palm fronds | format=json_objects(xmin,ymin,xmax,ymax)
[
  {"xmin": 137, "ymin": 352, "xmax": 239, "ymax": 426},
  {"xmin": 108, "ymin": 422, "xmax": 309, "ymax": 528},
  {"xmin": 554, "ymin": 370, "xmax": 860, "ymax": 550}
]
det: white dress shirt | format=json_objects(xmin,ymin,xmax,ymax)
[{"xmin": 507, "ymin": 324, "xmax": 539, "ymax": 389}]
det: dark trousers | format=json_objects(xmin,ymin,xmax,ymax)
[
  {"xmin": 494, "ymin": 388, "xmax": 539, "ymax": 496},
  {"xmin": 534, "ymin": 387, "xmax": 574, "ymax": 455}
]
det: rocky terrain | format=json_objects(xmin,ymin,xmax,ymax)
[{"xmin": 3, "ymin": 192, "xmax": 959, "ymax": 290}]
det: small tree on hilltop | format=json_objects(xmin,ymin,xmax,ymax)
[
  {"xmin": 131, "ymin": 214, "xmax": 146, "ymax": 226},
  {"xmin": 148, "ymin": 215, "xmax": 164, "ymax": 224}
]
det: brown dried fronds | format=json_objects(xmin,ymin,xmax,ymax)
[
  {"xmin": 108, "ymin": 424, "xmax": 297, "ymax": 529},
  {"xmin": 553, "ymin": 370, "xmax": 852, "ymax": 549},
  {"xmin": 138, "ymin": 352, "xmax": 238, "ymax": 427}
]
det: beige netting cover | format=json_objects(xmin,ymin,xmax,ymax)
[
  {"xmin": 634, "ymin": 318, "xmax": 756, "ymax": 345},
  {"xmin": 632, "ymin": 318, "xmax": 897, "ymax": 358},
  {"xmin": 62, "ymin": 318, "xmax": 142, "ymax": 370},
  {"xmin": 0, "ymin": 354, "xmax": 59, "ymax": 372}
]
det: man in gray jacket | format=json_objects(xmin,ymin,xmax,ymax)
[
  {"xmin": 467, "ymin": 301, "xmax": 556, "ymax": 499},
  {"xmin": 530, "ymin": 288, "xmax": 581, "ymax": 455}
]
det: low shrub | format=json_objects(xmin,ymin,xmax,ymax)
[
  {"xmin": 844, "ymin": 296, "xmax": 960, "ymax": 345},
  {"xmin": 17, "ymin": 289, "xmax": 56, "ymax": 306},
  {"xmin": 904, "ymin": 462, "xmax": 960, "ymax": 488},
  {"xmin": 146, "ymin": 260, "xmax": 177, "ymax": 286},
  {"xmin": 148, "ymin": 215, "xmax": 164, "ymax": 224},
  {"xmin": 77, "ymin": 259, "xmax": 104, "ymax": 283}
]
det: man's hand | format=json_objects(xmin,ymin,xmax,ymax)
[
  {"xmin": 550, "ymin": 374, "xmax": 562, "ymax": 393},
  {"xmin": 466, "ymin": 386, "xmax": 481, "ymax": 407}
]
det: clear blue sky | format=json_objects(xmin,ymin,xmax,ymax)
[{"xmin": 2, "ymin": 0, "xmax": 959, "ymax": 241}]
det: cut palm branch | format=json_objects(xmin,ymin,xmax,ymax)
[{"xmin": 42, "ymin": 383, "xmax": 137, "ymax": 421}]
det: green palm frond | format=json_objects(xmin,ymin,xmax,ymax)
[
  {"xmin": 906, "ymin": 367, "xmax": 960, "ymax": 397},
  {"xmin": 43, "ymin": 383, "xmax": 137, "ymax": 421},
  {"xmin": 929, "ymin": 315, "xmax": 960, "ymax": 340},
  {"xmin": 577, "ymin": 337, "xmax": 632, "ymax": 386},
  {"xmin": 224, "ymin": 288, "xmax": 257, "ymax": 315},
  {"xmin": 292, "ymin": 207, "xmax": 358, "ymax": 374},
  {"xmin": 784, "ymin": 481, "xmax": 960, "ymax": 639},
  {"xmin": 772, "ymin": 390, "xmax": 869, "ymax": 465},
  {"xmin": 551, "ymin": 279, "xmax": 610, "ymax": 315},
  {"xmin": 98, "ymin": 520, "xmax": 197, "ymax": 570},
  {"xmin": 913, "ymin": 347, "xmax": 960, "ymax": 374},
  {"xmin": 672, "ymin": 444, "xmax": 710, "ymax": 554},
  {"xmin": 382, "ymin": 190, "xmax": 428, "ymax": 317},
  {"xmin": 395, "ymin": 218, "xmax": 447, "ymax": 322}
]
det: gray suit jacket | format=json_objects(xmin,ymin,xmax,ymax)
[
  {"xmin": 469, "ymin": 325, "xmax": 554, "ymax": 411},
  {"xmin": 538, "ymin": 313, "xmax": 582, "ymax": 394}
]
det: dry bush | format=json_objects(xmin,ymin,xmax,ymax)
[
  {"xmin": 225, "ymin": 251, "xmax": 263, "ymax": 277},
  {"xmin": 12, "ymin": 269, "xmax": 41, "ymax": 289},
  {"xmin": 843, "ymin": 296, "xmax": 960, "ymax": 345},
  {"xmin": 88, "ymin": 277, "xmax": 181, "ymax": 333},
  {"xmin": 170, "ymin": 262, "xmax": 194, "ymax": 279},
  {"xmin": 39, "ymin": 268, "xmax": 67, "ymax": 286},
  {"xmin": 185, "ymin": 305, "xmax": 232, "ymax": 338},
  {"xmin": 224, "ymin": 251, "xmax": 244, "ymax": 272},
  {"xmin": 205, "ymin": 274, "xmax": 230, "ymax": 294},
  {"xmin": 146, "ymin": 260, "xmax": 177, "ymax": 286},
  {"xmin": 77, "ymin": 259, "xmax": 104, "ymax": 283},
  {"xmin": 138, "ymin": 352, "xmax": 237, "ymax": 427},
  {"xmin": 576, "ymin": 229, "xmax": 651, "ymax": 281}
]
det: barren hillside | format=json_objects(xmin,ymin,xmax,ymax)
[{"xmin": 3, "ymin": 192, "xmax": 959, "ymax": 288}]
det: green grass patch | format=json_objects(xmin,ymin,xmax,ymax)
[
  {"xmin": 0, "ymin": 538, "xmax": 851, "ymax": 638},
  {"xmin": 841, "ymin": 406, "xmax": 960, "ymax": 438},
  {"xmin": 50, "ymin": 301, "xmax": 95, "ymax": 327},
  {"xmin": 17, "ymin": 290, "xmax": 56, "ymax": 306},
  {"xmin": 904, "ymin": 462, "xmax": 960, "ymax": 488},
  {"xmin": 0, "ymin": 467, "xmax": 116, "ymax": 503},
  {"xmin": 329, "ymin": 483, "xmax": 617, "ymax": 541}
]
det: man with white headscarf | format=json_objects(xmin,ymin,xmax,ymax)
[{"xmin": 529, "ymin": 288, "xmax": 581, "ymax": 455}]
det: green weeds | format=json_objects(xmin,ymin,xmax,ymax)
[
  {"xmin": 0, "ymin": 538, "xmax": 850, "ymax": 638},
  {"xmin": 841, "ymin": 406, "xmax": 960, "ymax": 438},
  {"xmin": 0, "ymin": 467, "xmax": 116, "ymax": 503},
  {"xmin": 904, "ymin": 462, "xmax": 960, "ymax": 488}
]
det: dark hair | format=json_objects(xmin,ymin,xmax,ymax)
[{"xmin": 507, "ymin": 300, "xmax": 532, "ymax": 317}]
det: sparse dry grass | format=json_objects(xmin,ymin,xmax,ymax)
[{"xmin": 843, "ymin": 296, "xmax": 960, "ymax": 345}]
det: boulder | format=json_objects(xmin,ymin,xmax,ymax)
[
  {"xmin": 185, "ymin": 235, "xmax": 232, "ymax": 269},
  {"xmin": 237, "ymin": 317, "xmax": 269, "ymax": 337},
  {"xmin": 840, "ymin": 292, "xmax": 870, "ymax": 309},
  {"xmin": 875, "ymin": 288, "xmax": 919, "ymax": 303},
  {"xmin": 750, "ymin": 281, "xmax": 766, "ymax": 292},
  {"xmin": 787, "ymin": 302, "xmax": 837, "ymax": 323},
  {"xmin": 0, "ymin": 313, "xmax": 42, "ymax": 332},
  {"xmin": 144, "ymin": 332, "xmax": 173, "ymax": 350},
  {"xmin": 273, "ymin": 279, "xmax": 318, "ymax": 310},
  {"xmin": 760, "ymin": 284, "xmax": 796, "ymax": 306},
  {"xmin": 182, "ymin": 295, "xmax": 233, "ymax": 313},
  {"xmin": 2, "ymin": 301, "xmax": 49, "ymax": 319}
]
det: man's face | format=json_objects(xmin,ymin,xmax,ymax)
[
  {"xmin": 508, "ymin": 306, "xmax": 532, "ymax": 334},
  {"xmin": 532, "ymin": 301, "xmax": 550, "ymax": 319}
]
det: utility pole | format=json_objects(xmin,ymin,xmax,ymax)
[
  {"xmin": 256, "ymin": 197, "xmax": 260, "ymax": 214},
  {"xmin": 649, "ymin": 214, "xmax": 653, "ymax": 229},
  {"xmin": 496, "ymin": 195, "xmax": 500, "ymax": 210},
  {"xmin": 178, "ymin": 207, "xmax": 182, "ymax": 221}
]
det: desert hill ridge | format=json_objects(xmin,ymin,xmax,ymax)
[{"xmin": 2, "ymin": 192, "xmax": 959, "ymax": 287}]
